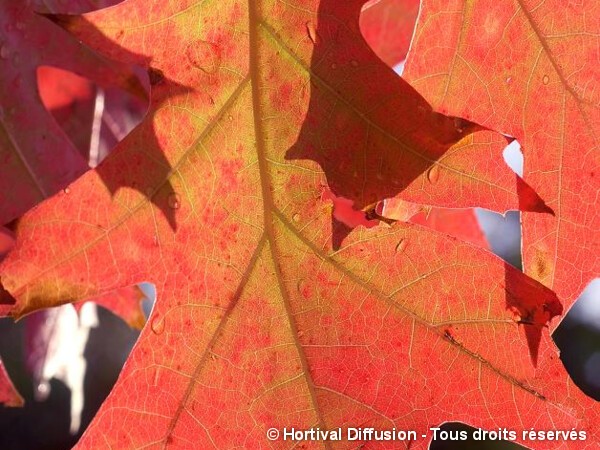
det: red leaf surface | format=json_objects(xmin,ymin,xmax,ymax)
[
  {"xmin": 0, "ymin": 357, "xmax": 23, "ymax": 407},
  {"xmin": 38, "ymin": 66, "xmax": 97, "ymax": 156},
  {"xmin": 38, "ymin": 66, "xmax": 95, "ymax": 111},
  {"xmin": 0, "ymin": 0, "xmax": 596, "ymax": 448},
  {"xmin": 403, "ymin": 0, "xmax": 600, "ymax": 313},
  {"xmin": 359, "ymin": 0, "xmax": 420, "ymax": 68},
  {"xmin": 381, "ymin": 197, "xmax": 489, "ymax": 248},
  {"xmin": 0, "ymin": 0, "xmax": 144, "ymax": 224},
  {"xmin": 412, "ymin": 208, "xmax": 488, "ymax": 248}
]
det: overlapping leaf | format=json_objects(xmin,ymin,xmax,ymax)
[
  {"xmin": 359, "ymin": 4, "xmax": 489, "ymax": 251},
  {"xmin": 0, "ymin": 0, "xmax": 596, "ymax": 448},
  {"xmin": 403, "ymin": 0, "xmax": 600, "ymax": 313},
  {"xmin": 359, "ymin": 0, "xmax": 420, "ymax": 68},
  {"xmin": 0, "ymin": 0, "xmax": 144, "ymax": 224},
  {"xmin": 32, "ymin": 0, "xmax": 122, "ymax": 15}
]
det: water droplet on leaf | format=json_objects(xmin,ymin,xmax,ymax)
[
  {"xmin": 296, "ymin": 278, "xmax": 312, "ymax": 299},
  {"xmin": 0, "ymin": 44, "xmax": 9, "ymax": 59},
  {"xmin": 542, "ymin": 75, "xmax": 549, "ymax": 85},
  {"xmin": 427, "ymin": 165, "xmax": 440, "ymax": 184},
  {"xmin": 186, "ymin": 40, "xmax": 221, "ymax": 73},
  {"xmin": 151, "ymin": 315, "xmax": 165, "ymax": 335},
  {"xmin": 453, "ymin": 117, "xmax": 465, "ymax": 133},
  {"xmin": 167, "ymin": 193, "xmax": 181, "ymax": 209},
  {"xmin": 330, "ymin": 63, "xmax": 337, "ymax": 70},
  {"xmin": 63, "ymin": 187, "xmax": 70, "ymax": 194},
  {"xmin": 395, "ymin": 239, "xmax": 407, "ymax": 253},
  {"xmin": 292, "ymin": 213, "xmax": 300, "ymax": 222},
  {"xmin": 305, "ymin": 22, "xmax": 319, "ymax": 45}
]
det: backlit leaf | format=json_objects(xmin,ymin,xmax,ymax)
[
  {"xmin": 0, "ymin": 0, "xmax": 596, "ymax": 448},
  {"xmin": 359, "ymin": 0, "xmax": 420, "ymax": 68},
  {"xmin": 403, "ymin": 0, "xmax": 600, "ymax": 313}
]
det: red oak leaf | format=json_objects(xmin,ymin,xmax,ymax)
[
  {"xmin": 0, "ymin": 0, "xmax": 592, "ymax": 449},
  {"xmin": 403, "ymin": 0, "xmax": 600, "ymax": 315}
]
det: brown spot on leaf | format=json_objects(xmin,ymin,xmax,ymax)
[{"xmin": 532, "ymin": 248, "xmax": 552, "ymax": 281}]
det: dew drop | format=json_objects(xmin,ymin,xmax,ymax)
[
  {"xmin": 330, "ymin": 62, "xmax": 337, "ymax": 70},
  {"xmin": 453, "ymin": 117, "xmax": 465, "ymax": 133},
  {"xmin": 506, "ymin": 76, "xmax": 512, "ymax": 84},
  {"xmin": 395, "ymin": 238, "xmax": 407, "ymax": 253},
  {"xmin": 167, "ymin": 193, "xmax": 181, "ymax": 209},
  {"xmin": 186, "ymin": 40, "xmax": 221, "ymax": 74},
  {"xmin": 542, "ymin": 74, "xmax": 549, "ymax": 85},
  {"xmin": 305, "ymin": 22, "xmax": 319, "ymax": 45},
  {"xmin": 296, "ymin": 278, "xmax": 312, "ymax": 299},
  {"xmin": 0, "ymin": 44, "xmax": 9, "ymax": 59},
  {"xmin": 63, "ymin": 187, "xmax": 70, "ymax": 194},
  {"xmin": 151, "ymin": 315, "xmax": 165, "ymax": 335},
  {"xmin": 350, "ymin": 59, "xmax": 359, "ymax": 67},
  {"xmin": 427, "ymin": 165, "xmax": 440, "ymax": 184},
  {"xmin": 292, "ymin": 212, "xmax": 301, "ymax": 222},
  {"xmin": 297, "ymin": 330, "xmax": 305, "ymax": 338}
]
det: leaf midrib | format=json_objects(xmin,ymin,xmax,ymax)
[{"xmin": 247, "ymin": 2, "xmax": 332, "ymax": 448}]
